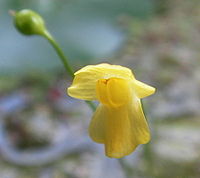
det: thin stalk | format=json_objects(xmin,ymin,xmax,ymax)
[
  {"xmin": 85, "ymin": 101, "xmax": 96, "ymax": 111},
  {"xmin": 43, "ymin": 30, "xmax": 74, "ymax": 77},
  {"xmin": 42, "ymin": 30, "xmax": 96, "ymax": 110}
]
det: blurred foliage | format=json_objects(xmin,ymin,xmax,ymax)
[{"xmin": 0, "ymin": 0, "xmax": 155, "ymax": 74}]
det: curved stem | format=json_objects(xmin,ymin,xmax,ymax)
[
  {"xmin": 42, "ymin": 30, "xmax": 96, "ymax": 111},
  {"xmin": 43, "ymin": 30, "xmax": 74, "ymax": 77}
]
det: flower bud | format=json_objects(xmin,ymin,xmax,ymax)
[{"xmin": 13, "ymin": 9, "xmax": 47, "ymax": 36}]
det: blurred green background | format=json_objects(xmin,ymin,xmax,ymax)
[{"xmin": 1, "ymin": 0, "xmax": 200, "ymax": 178}]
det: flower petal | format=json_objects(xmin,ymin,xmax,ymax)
[
  {"xmin": 133, "ymin": 80, "xmax": 156, "ymax": 98},
  {"xmin": 129, "ymin": 96, "xmax": 150, "ymax": 144},
  {"xmin": 89, "ymin": 104, "xmax": 106, "ymax": 143},
  {"xmin": 104, "ymin": 98, "xmax": 150, "ymax": 158},
  {"xmin": 67, "ymin": 72, "xmax": 97, "ymax": 100},
  {"xmin": 75, "ymin": 63, "xmax": 134, "ymax": 79},
  {"xmin": 67, "ymin": 63, "xmax": 134, "ymax": 100},
  {"xmin": 105, "ymin": 105, "xmax": 138, "ymax": 158},
  {"xmin": 89, "ymin": 104, "xmax": 140, "ymax": 158},
  {"xmin": 106, "ymin": 78, "xmax": 130, "ymax": 107},
  {"xmin": 89, "ymin": 97, "xmax": 150, "ymax": 158},
  {"xmin": 96, "ymin": 77, "xmax": 130, "ymax": 107}
]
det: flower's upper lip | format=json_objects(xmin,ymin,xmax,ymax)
[
  {"xmin": 68, "ymin": 63, "xmax": 155, "ymax": 101},
  {"xmin": 74, "ymin": 63, "xmax": 134, "ymax": 79}
]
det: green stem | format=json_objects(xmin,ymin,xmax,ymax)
[
  {"xmin": 85, "ymin": 101, "xmax": 96, "ymax": 111},
  {"xmin": 43, "ymin": 30, "xmax": 74, "ymax": 77},
  {"xmin": 42, "ymin": 30, "xmax": 96, "ymax": 111}
]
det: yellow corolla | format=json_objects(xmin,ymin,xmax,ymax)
[{"xmin": 67, "ymin": 63, "xmax": 155, "ymax": 158}]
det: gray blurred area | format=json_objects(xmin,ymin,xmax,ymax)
[{"xmin": 0, "ymin": 0, "xmax": 200, "ymax": 178}]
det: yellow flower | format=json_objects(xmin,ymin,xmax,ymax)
[{"xmin": 67, "ymin": 63, "xmax": 155, "ymax": 158}]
